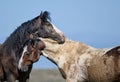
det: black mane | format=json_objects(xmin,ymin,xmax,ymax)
[{"xmin": 2, "ymin": 15, "xmax": 39, "ymax": 58}]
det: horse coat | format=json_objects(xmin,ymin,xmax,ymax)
[{"xmin": 41, "ymin": 38, "xmax": 120, "ymax": 82}]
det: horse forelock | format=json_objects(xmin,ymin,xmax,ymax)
[
  {"xmin": 40, "ymin": 11, "xmax": 64, "ymax": 37},
  {"xmin": 40, "ymin": 11, "xmax": 51, "ymax": 22}
]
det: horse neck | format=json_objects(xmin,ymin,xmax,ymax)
[
  {"xmin": 42, "ymin": 39, "xmax": 61, "ymax": 65},
  {"xmin": 42, "ymin": 38, "xmax": 91, "ymax": 67},
  {"xmin": 7, "ymin": 19, "xmax": 39, "ymax": 47},
  {"xmin": 3, "ymin": 28, "xmax": 27, "ymax": 50},
  {"xmin": 2, "ymin": 20, "xmax": 39, "ymax": 62}
]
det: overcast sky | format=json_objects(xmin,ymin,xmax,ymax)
[{"xmin": 0, "ymin": 0, "xmax": 120, "ymax": 69}]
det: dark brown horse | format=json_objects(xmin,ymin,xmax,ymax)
[
  {"xmin": 17, "ymin": 38, "xmax": 45, "ymax": 82},
  {"xmin": 0, "ymin": 38, "xmax": 45, "ymax": 82},
  {"xmin": 18, "ymin": 38, "xmax": 45, "ymax": 71},
  {"xmin": 0, "ymin": 11, "xmax": 65, "ymax": 82}
]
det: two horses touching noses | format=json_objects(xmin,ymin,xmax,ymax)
[{"xmin": 0, "ymin": 11, "xmax": 65, "ymax": 82}]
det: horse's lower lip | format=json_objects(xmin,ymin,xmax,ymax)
[
  {"xmin": 58, "ymin": 38, "xmax": 65, "ymax": 44},
  {"xmin": 58, "ymin": 40, "xmax": 65, "ymax": 44}
]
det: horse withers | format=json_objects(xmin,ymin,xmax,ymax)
[{"xmin": 0, "ymin": 11, "xmax": 65, "ymax": 82}]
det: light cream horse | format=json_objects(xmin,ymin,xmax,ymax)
[{"xmin": 41, "ymin": 38, "xmax": 120, "ymax": 82}]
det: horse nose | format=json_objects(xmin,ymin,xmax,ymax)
[
  {"xmin": 38, "ymin": 41, "xmax": 46, "ymax": 50},
  {"xmin": 59, "ymin": 34, "xmax": 65, "ymax": 44}
]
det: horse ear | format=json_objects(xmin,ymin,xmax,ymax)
[
  {"xmin": 40, "ymin": 11, "xmax": 43, "ymax": 18},
  {"xmin": 39, "ymin": 11, "xmax": 51, "ymax": 21}
]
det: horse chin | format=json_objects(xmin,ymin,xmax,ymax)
[
  {"xmin": 20, "ymin": 66, "xmax": 29, "ymax": 72},
  {"xmin": 55, "ymin": 36, "xmax": 65, "ymax": 44},
  {"xmin": 57, "ymin": 39, "xmax": 65, "ymax": 44}
]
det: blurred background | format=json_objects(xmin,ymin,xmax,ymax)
[{"xmin": 0, "ymin": 0, "xmax": 120, "ymax": 82}]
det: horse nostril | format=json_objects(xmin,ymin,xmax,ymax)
[
  {"xmin": 59, "ymin": 34, "xmax": 65, "ymax": 44},
  {"xmin": 62, "ymin": 35, "xmax": 65, "ymax": 43}
]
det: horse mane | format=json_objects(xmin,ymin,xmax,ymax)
[{"xmin": 2, "ymin": 15, "xmax": 40, "ymax": 57}]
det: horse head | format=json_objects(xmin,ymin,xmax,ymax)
[
  {"xmin": 18, "ymin": 38, "xmax": 45, "ymax": 71},
  {"xmin": 0, "ymin": 11, "xmax": 65, "ymax": 82},
  {"xmin": 34, "ymin": 11, "xmax": 65, "ymax": 44}
]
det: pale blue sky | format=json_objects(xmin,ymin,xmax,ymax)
[{"xmin": 0, "ymin": 0, "xmax": 120, "ymax": 69}]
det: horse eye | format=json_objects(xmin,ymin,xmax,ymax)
[
  {"xmin": 25, "ymin": 52, "xmax": 30, "ymax": 55},
  {"xmin": 46, "ymin": 22, "xmax": 51, "ymax": 26}
]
